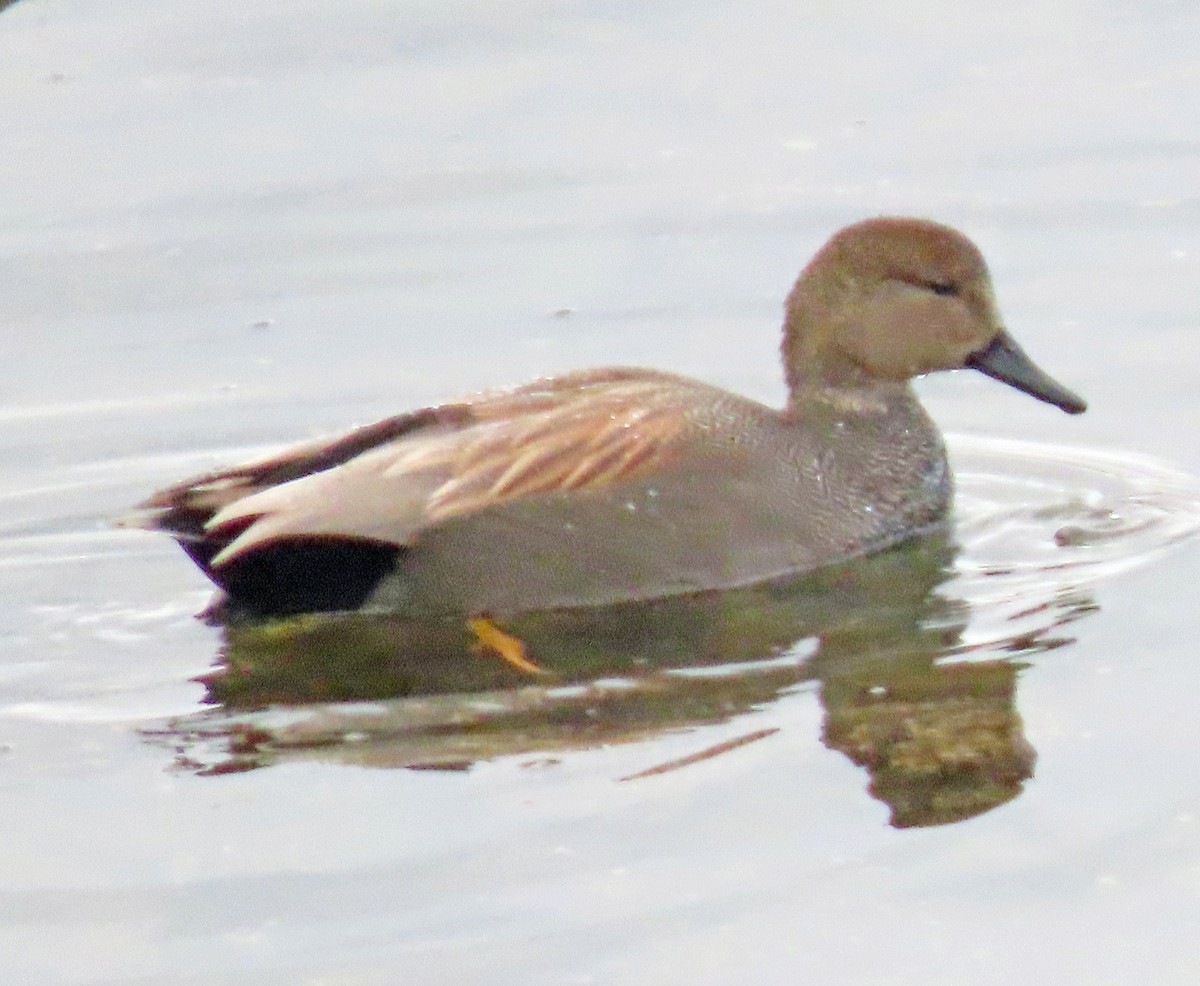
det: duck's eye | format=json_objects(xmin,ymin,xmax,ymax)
[{"xmin": 923, "ymin": 280, "xmax": 958, "ymax": 297}]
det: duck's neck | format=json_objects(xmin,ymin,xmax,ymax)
[
  {"xmin": 784, "ymin": 378, "xmax": 915, "ymax": 420},
  {"xmin": 780, "ymin": 301, "xmax": 914, "ymax": 413},
  {"xmin": 781, "ymin": 275, "xmax": 859, "ymax": 389}
]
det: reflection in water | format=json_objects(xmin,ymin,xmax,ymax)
[
  {"xmin": 151, "ymin": 534, "xmax": 1079, "ymax": 828},
  {"xmin": 132, "ymin": 435, "xmax": 1200, "ymax": 827},
  {"xmin": 819, "ymin": 656, "xmax": 1034, "ymax": 828}
]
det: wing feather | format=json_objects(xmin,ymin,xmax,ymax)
[{"xmin": 193, "ymin": 370, "xmax": 694, "ymax": 566}]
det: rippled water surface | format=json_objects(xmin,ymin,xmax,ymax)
[{"xmin": 4, "ymin": 1, "xmax": 1200, "ymax": 983}]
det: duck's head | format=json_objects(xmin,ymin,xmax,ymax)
[{"xmin": 783, "ymin": 217, "xmax": 1086, "ymax": 414}]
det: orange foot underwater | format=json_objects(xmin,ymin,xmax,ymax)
[{"xmin": 468, "ymin": 617, "xmax": 546, "ymax": 675}]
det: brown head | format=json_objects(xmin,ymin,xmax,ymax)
[{"xmin": 782, "ymin": 217, "xmax": 1086, "ymax": 413}]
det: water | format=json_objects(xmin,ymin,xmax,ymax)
[{"xmin": 4, "ymin": 1, "xmax": 1200, "ymax": 983}]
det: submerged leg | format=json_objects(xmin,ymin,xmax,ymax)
[{"xmin": 468, "ymin": 617, "xmax": 545, "ymax": 675}]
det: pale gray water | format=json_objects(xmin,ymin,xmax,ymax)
[{"xmin": 4, "ymin": 1, "xmax": 1200, "ymax": 983}]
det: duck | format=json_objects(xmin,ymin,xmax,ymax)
[{"xmin": 130, "ymin": 217, "xmax": 1086, "ymax": 619}]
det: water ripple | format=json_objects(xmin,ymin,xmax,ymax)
[{"xmin": 946, "ymin": 434, "xmax": 1200, "ymax": 652}]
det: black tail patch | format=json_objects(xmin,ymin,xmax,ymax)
[{"xmin": 213, "ymin": 537, "xmax": 401, "ymax": 617}]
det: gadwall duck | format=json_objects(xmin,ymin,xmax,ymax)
[{"xmin": 131, "ymin": 217, "xmax": 1086, "ymax": 618}]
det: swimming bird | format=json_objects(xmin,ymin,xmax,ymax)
[{"xmin": 130, "ymin": 217, "xmax": 1086, "ymax": 619}]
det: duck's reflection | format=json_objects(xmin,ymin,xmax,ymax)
[{"xmin": 153, "ymin": 534, "xmax": 1096, "ymax": 828}]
